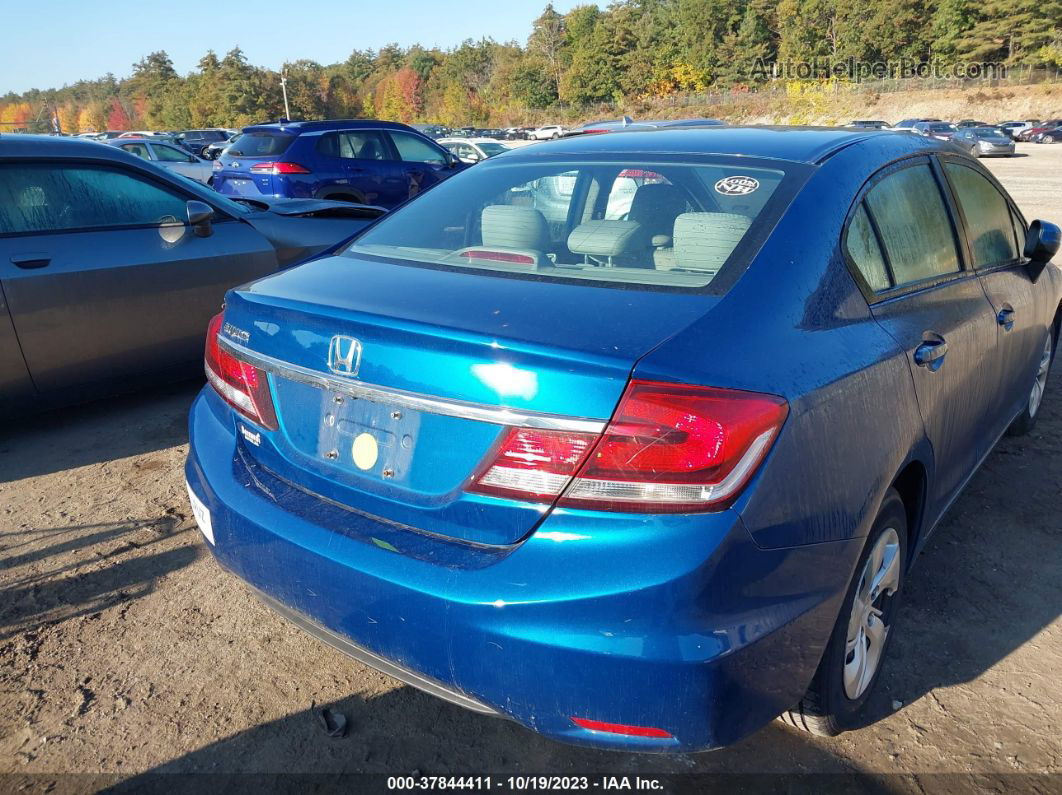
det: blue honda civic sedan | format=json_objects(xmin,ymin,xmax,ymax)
[{"xmin": 185, "ymin": 127, "xmax": 1061, "ymax": 751}]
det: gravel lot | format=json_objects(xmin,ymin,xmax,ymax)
[{"xmin": 1, "ymin": 143, "xmax": 1060, "ymax": 791}]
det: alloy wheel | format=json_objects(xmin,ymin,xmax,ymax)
[
  {"xmin": 843, "ymin": 528, "xmax": 901, "ymax": 700},
  {"xmin": 1029, "ymin": 333, "xmax": 1053, "ymax": 418}
]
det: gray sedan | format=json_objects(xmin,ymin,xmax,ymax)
[
  {"xmin": 952, "ymin": 127, "xmax": 1016, "ymax": 157},
  {"xmin": 0, "ymin": 135, "xmax": 385, "ymax": 414},
  {"xmin": 108, "ymin": 138, "xmax": 215, "ymax": 183}
]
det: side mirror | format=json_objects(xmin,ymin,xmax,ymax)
[
  {"xmin": 1024, "ymin": 220, "xmax": 1060, "ymax": 282},
  {"xmin": 187, "ymin": 200, "xmax": 214, "ymax": 238}
]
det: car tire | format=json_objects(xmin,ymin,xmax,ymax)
[
  {"xmin": 1045, "ymin": 135, "xmax": 1056, "ymax": 144},
  {"xmin": 552, "ymin": 132, "xmax": 560, "ymax": 139},
  {"xmin": 781, "ymin": 489, "xmax": 907, "ymax": 737},
  {"xmin": 1007, "ymin": 328, "xmax": 1056, "ymax": 436}
]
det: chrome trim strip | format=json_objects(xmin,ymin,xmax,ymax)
[
  {"xmin": 218, "ymin": 336, "xmax": 607, "ymax": 434},
  {"xmin": 250, "ymin": 587, "xmax": 502, "ymax": 717}
]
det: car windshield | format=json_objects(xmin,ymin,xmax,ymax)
[
  {"xmin": 226, "ymin": 131, "xmax": 295, "ymax": 157},
  {"xmin": 972, "ymin": 127, "xmax": 1007, "ymax": 137},
  {"xmin": 927, "ymin": 124, "xmax": 955, "ymax": 132},
  {"xmin": 345, "ymin": 158, "xmax": 792, "ymax": 289},
  {"xmin": 478, "ymin": 143, "xmax": 510, "ymax": 156}
]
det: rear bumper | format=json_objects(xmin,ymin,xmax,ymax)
[{"xmin": 187, "ymin": 388, "xmax": 859, "ymax": 751}]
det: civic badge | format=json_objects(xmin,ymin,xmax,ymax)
[{"xmin": 327, "ymin": 335, "xmax": 362, "ymax": 376}]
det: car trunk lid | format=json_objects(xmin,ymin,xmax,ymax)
[{"xmin": 219, "ymin": 254, "xmax": 715, "ymax": 546}]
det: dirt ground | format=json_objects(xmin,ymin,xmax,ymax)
[{"xmin": 1, "ymin": 144, "xmax": 1060, "ymax": 792}]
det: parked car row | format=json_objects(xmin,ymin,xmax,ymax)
[{"xmin": 886, "ymin": 117, "xmax": 1062, "ymax": 144}]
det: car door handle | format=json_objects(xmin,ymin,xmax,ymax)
[
  {"xmin": 914, "ymin": 340, "xmax": 948, "ymax": 368},
  {"xmin": 10, "ymin": 253, "xmax": 51, "ymax": 269},
  {"xmin": 997, "ymin": 306, "xmax": 1016, "ymax": 330}
]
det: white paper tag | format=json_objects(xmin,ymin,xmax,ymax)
[{"xmin": 186, "ymin": 483, "xmax": 215, "ymax": 545}]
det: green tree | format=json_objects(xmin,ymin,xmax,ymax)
[
  {"xmin": 510, "ymin": 63, "xmax": 558, "ymax": 108},
  {"xmin": 529, "ymin": 4, "xmax": 568, "ymax": 94},
  {"xmin": 956, "ymin": 0, "xmax": 1062, "ymax": 64}
]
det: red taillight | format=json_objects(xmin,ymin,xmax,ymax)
[
  {"xmin": 469, "ymin": 381, "xmax": 787, "ymax": 512},
  {"xmin": 617, "ymin": 169, "xmax": 664, "ymax": 180},
  {"xmin": 204, "ymin": 313, "xmax": 278, "ymax": 430},
  {"xmin": 459, "ymin": 250, "xmax": 536, "ymax": 265},
  {"xmin": 570, "ymin": 717, "xmax": 672, "ymax": 739},
  {"xmin": 470, "ymin": 428, "xmax": 598, "ymax": 500},
  {"xmin": 249, "ymin": 161, "xmax": 311, "ymax": 174}
]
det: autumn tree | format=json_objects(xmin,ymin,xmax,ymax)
[{"xmin": 107, "ymin": 97, "xmax": 131, "ymax": 130}]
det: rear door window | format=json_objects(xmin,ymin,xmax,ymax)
[
  {"xmin": 152, "ymin": 144, "xmax": 194, "ymax": 163},
  {"xmin": 863, "ymin": 164, "xmax": 961, "ymax": 286},
  {"xmin": 845, "ymin": 204, "xmax": 890, "ymax": 292},
  {"xmin": 0, "ymin": 163, "xmax": 190, "ymax": 235},
  {"xmin": 120, "ymin": 143, "xmax": 151, "ymax": 160},
  {"xmin": 317, "ymin": 131, "xmax": 389, "ymax": 160},
  {"xmin": 942, "ymin": 162, "xmax": 1019, "ymax": 267}
]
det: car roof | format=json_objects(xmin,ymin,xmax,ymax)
[
  {"xmin": 241, "ymin": 118, "xmax": 416, "ymax": 134},
  {"xmin": 0, "ymin": 133, "xmax": 208, "ymax": 168},
  {"xmin": 495, "ymin": 125, "xmax": 951, "ymax": 165},
  {"xmin": 0, "ymin": 134, "xmax": 120, "ymax": 156}
]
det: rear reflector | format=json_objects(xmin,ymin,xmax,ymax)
[
  {"xmin": 570, "ymin": 717, "xmax": 673, "ymax": 739},
  {"xmin": 471, "ymin": 428, "xmax": 597, "ymax": 500},
  {"xmin": 469, "ymin": 380, "xmax": 787, "ymax": 512},
  {"xmin": 249, "ymin": 161, "xmax": 311, "ymax": 174},
  {"xmin": 204, "ymin": 313, "xmax": 278, "ymax": 430},
  {"xmin": 459, "ymin": 250, "xmax": 536, "ymax": 265}
]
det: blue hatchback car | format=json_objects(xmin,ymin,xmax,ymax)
[
  {"xmin": 212, "ymin": 119, "xmax": 464, "ymax": 208},
  {"xmin": 186, "ymin": 127, "xmax": 1061, "ymax": 751}
]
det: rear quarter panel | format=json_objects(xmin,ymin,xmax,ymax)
[{"xmin": 635, "ymin": 142, "xmax": 931, "ymax": 550}]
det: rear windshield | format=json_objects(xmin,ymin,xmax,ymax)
[
  {"xmin": 346, "ymin": 159, "xmax": 789, "ymax": 288},
  {"xmin": 226, "ymin": 132, "xmax": 295, "ymax": 157}
]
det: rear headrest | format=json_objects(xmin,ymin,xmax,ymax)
[
  {"xmin": 628, "ymin": 184, "xmax": 688, "ymax": 235},
  {"xmin": 567, "ymin": 220, "xmax": 645, "ymax": 257},
  {"xmin": 672, "ymin": 212, "xmax": 751, "ymax": 272},
  {"xmin": 481, "ymin": 205, "xmax": 551, "ymax": 252}
]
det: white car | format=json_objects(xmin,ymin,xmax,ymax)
[
  {"xmin": 997, "ymin": 121, "xmax": 1036, "ymax": 139},
  {"xmin": 530, "ymin": 125, "xmax": 565, "ymax": 140},
  {"xmin": 437, "ymin": 137, "xmax": 513, "ymax": 164},
  {"xmin": 109, "ymin": 139, "xmax": 214, "ymax": 184}
]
